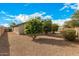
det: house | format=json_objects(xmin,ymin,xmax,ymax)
[
  {"xmin": 13, "ymin": 22, "xmax": 26, "ymax": 35},
  {"xmin": 75, "ymin": 27, "xmax": 79, "ymax": 39}
]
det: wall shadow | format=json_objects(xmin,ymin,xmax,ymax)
[
  {"xmin": 40, "ymin": 33, "xmax": 63, "ymax": 38},
  {"xmin": 0, "ymin": 32, "xmax": 10, "ymax": 56},
  {"xmin": 33, "ymin": 37, "xmax": 74, "ymax": 47}
]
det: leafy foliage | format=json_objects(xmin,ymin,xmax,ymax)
[
  {"xmin": 62, "ymin": 29, "xmax": 76, "ymax": 41},
  {"xmin": 64, "ymin": 20, "xmax": 79, "ymax": 28},
  {"xmin": 64, "ymin": 10, "xmax": 79, "ymax": 28},
  {"xmin": 71, "ymin": 10, "xmax": 79, "ymax": 20},
  {"xmin": 42, "ymin": 19, "xmax": 52, "ymax": 34},
  {"xmin": 24, "ymin": 17, "xmax": 42, "ymax": 40},
  {"xmin": 52, "ymin": 24, "xmax": 59, "ymax": 34}
]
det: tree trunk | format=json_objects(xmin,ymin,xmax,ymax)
[
  {"xmin": 52, "ymin": 31, "xmax": 55, "ymax": 34},
  {"xmin": 45, "ymin": 31, "xmax": 48, "ymax": 35},
  {"xmin": 33, "ymin": 35, "xmax": 36, "ymax": 40}
]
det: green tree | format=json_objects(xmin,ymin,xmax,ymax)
[
  {"xmin": 42, "ymin": 19, "xmax": 52, "ymax": 34},
  {"xmin": 64, "ymin": 20, "xmax": 79, "ymax": 28},
  {"xmin": 64, "ymin": 10, "xmax": 79, "ymax": 28},
  {"xmin": 52, "ymin": 24, "xmax": 59, "ymax": 34},
  {"xmin": 72, "ymin": 10, "xmax": 79, "ymax": 20},
  {"xmin": 24, "ymin": 17, "xmax": 42, "ymax": 40}
]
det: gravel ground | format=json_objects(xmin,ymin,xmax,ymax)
[{"xmin": 0, "ymin": 32, "xmax": 79, "ymax": 56}]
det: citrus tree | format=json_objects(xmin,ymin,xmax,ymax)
[
  {"xmin": 42, "ymin": 19, "xmax": 52, "ymax": 34},
  {"xmin": 52, "ymin": 24, "xmax": 59, "ymax": 34},
  {"xmin": 63, "ymin": 10, "xmax": 79, "ymax": 28},
  {"xmin": 24, "ymin": 17, "xmax": 42, "ymax": 40},
  {"xmin": 64, "ymin": 19, "xmax": 79, "ymax": 28},
  {"xmin": 72, "ymin": 10, "xmax": 79, "ymax": 20}
]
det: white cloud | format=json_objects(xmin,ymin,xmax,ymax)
[
  {"xmin": 60, "ymin": 3, "xmax": 79, "ymax": 11},
  {"xmin": 5, "ymin": 19, "xmax": 12, "ymax": 21},
  {"xmin": 0, "ymin": 11, "xmax": 71, "ymax": 27},
  {"xmin": 0, "ymin": 11, "xmax": 70, "ymax": 27},
  {"xmin": 60, "ymin": 5, "xmax": 68, "ymax": 11},
  {"xmin": 52, "ymin": 18, "xmax": 71, "ymax": 26},
  {"xmin": 0, "ymin": 11, "xmax": 48, "ymax": 27},
  {"xmin": 15, "ymin": 14, "xmax": 29, "ymax": 22},
  {"xmin": 60, "ymin": 3, "xmax": 71, "ymax": 11},
  {"xmin": 75, "ymin": 3, "xmax": 79, "ymax": 10},
  {"xmin": 43, "ymin": 15, "xmax": 52, "ymax": 19},
  {"xmin": 0, "ymin": 23, "xmax": 10, "ymax": 27},
  {"xmin": 30, "ymin": 12, "xmax": 46, "ymax": 18},
  {"xmin": 0, "ymin": 11, "xmax": 6, "ymax": 15},
  {"xmin": 0, "ymin": 10, "xmax": 15, "ymax": 18},
  {"xmin": 15, "ymin": 12, "xmax": 46, "ymax": 22}
]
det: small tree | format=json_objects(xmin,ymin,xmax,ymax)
[
  {"xmin": 64, "ymin": 20, "xmax": 79, "ymax": 28},
  {"xmin": 42, "ymin": 19, "xmax": 52, "ymax": 34},
  {"xmin": 24, "ymin": 17, "xmax": 42, "ymax": 40},
  {"xmin": 52, "ymin": 24, "xmax": 59, "ymax": 34},
  {"xmin": 71, "ymin": 10, "xmax": 79, "ymax": 20}
]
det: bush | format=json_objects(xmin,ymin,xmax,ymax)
[{"xmin": 62, "ymin": 29, "xmax": 76, "ymax": 41}]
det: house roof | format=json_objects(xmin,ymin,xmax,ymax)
[{"xmin": 13, "ymin": 22, "xmax": 27, "ymax": 27}]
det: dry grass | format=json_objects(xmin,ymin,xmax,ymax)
[{"xmin": 0, "ymin": 32, "xmax": 79, "ymax": 56}]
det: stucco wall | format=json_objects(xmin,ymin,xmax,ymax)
[
  {"xmin": 13, "ymin": 27, "xmax": 19, "ymax": 34},
  {"xmin": 18, "ymin": 24, "xmax": 24, "ymax": 34},
  {"xmin": 0, "ymin": 28, "xmax": 5, "ymax": 37},
  {"xmin": 75, "ymin": 27, "xmax": 79, "ymax": 38},
  {"xmin": 13, "ymin": 24, "xmax": 25, "ymax": 34}
]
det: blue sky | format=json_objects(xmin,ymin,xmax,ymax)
[{"xmin": 0, "ymin": 3, "xmax": 78, "ymax": 27}]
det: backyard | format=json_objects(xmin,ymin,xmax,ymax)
[{"xmin": 0, "ymin": 32, "xmax": 79, "ymax": 56}]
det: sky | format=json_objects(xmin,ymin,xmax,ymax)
[{"xmin": 0, "ymin": 3, "xmax": 78, "ymax": 27}]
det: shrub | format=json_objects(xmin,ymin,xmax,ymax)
[{"xmin": 62, "ymin": 29, "xmax": 76, "ymax": 41}]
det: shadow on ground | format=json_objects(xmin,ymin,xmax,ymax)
[
  {"xmin": 0, "ymin": 32, "xmax": 10, "ymax": 56},
  {"xmin": 33, "ymin": 37, "xmax": 76, "ymax": 47}
]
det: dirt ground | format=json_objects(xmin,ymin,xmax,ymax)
[{"xmin": 0, "ymin": 32, "xmax": 79, "ymax": 56}]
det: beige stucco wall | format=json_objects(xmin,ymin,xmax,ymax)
[
  {"xmin": 0, "ymin": 28, "xmax": 5, "ymax": 37},
  {"xmin": 75, "ymin": 27, "xmax": 79, "ymax": 39},
  {"xmin": 18, "ymin": 24, "xmax": 24, "ymax": 34},
  {"xmin": 13, "ymin": 27, "xmax": 20, "ymax": 34},
  {"xmin": 13, "ymin": 24, "xmax": 25, "ymax": 34}
]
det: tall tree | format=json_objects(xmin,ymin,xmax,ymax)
[
  {"xmin": 72, "ymin": 10, "xmax": 79, "ymax": 20},
  {"xmin": 42, "ymin": 19, "xmax": 52, "ymax": 34},
  {"xmin": 52, "ymin": 24, "xmax": 59, "ymax": 34},
  {"xmin": 24, "ymin": 17, "xmax": 42, "ymax": 40},
  {"xmin": 64, "ymin": 10, "xmax": 79, "ymax": 28}
]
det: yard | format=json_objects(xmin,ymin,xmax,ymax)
[{"xmin": 0, "ymin": 32, "xmax": 79, "ymax": 56}]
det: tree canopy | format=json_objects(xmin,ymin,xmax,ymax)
[
  {"xmin": 24, "ymin": 17, "xmax": 42, "ymax": 40},
  {"xmin": 52, "ymin": 24, "xmax": 59, "ymax": 34},
  {"xmin": 42, "ymin": 19, "xmax": 52, "ymax": 34},
  {"xmin": 64, "ymin": 10, "xmax": 79, "ymax": 28}
]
